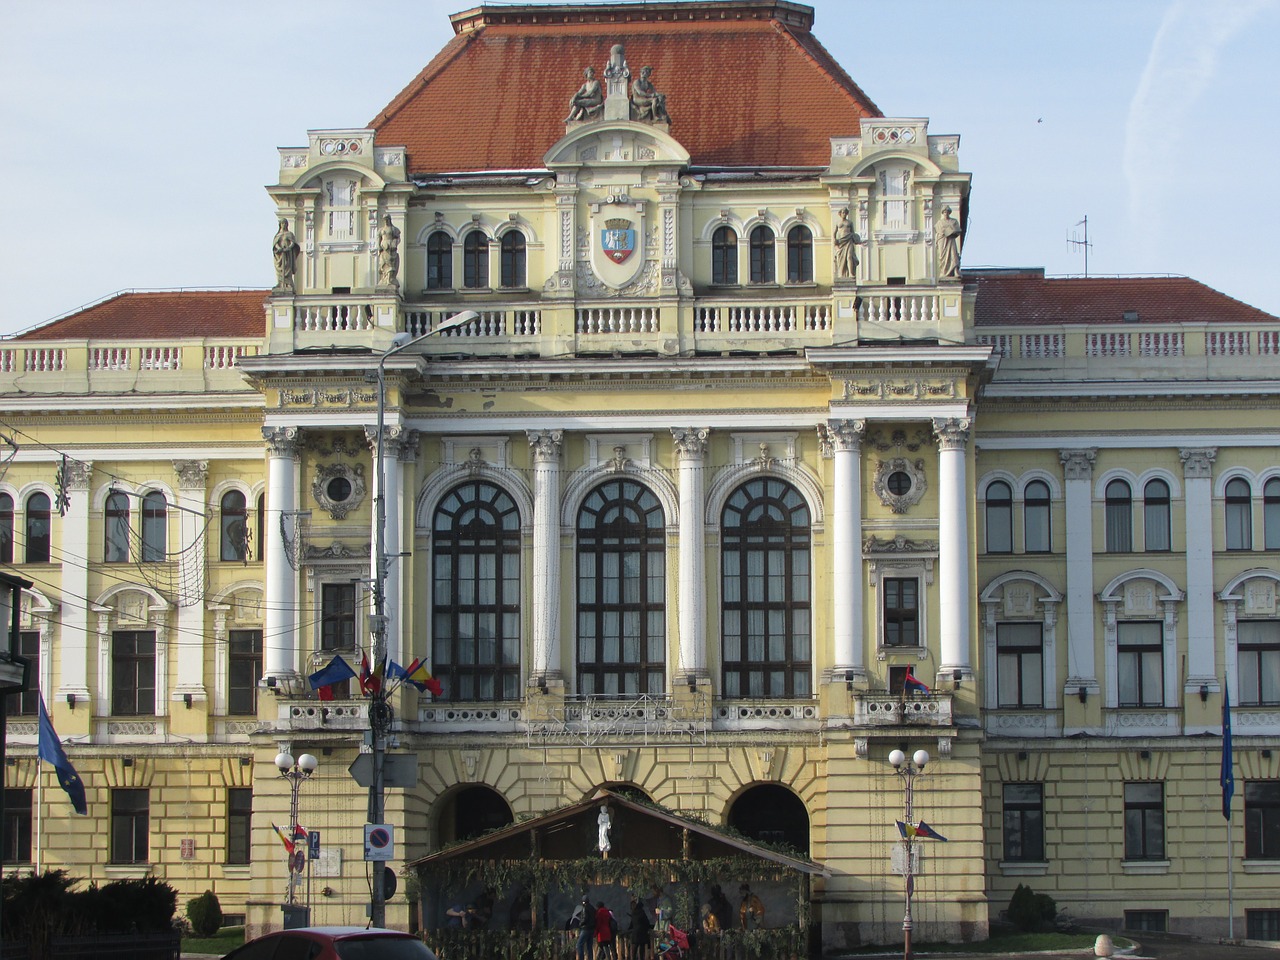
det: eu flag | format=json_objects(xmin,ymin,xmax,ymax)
[
  {"xmin": 1221, "ymin": 677, "xmax": 1234, "ymax": 821},
  {"xmin": 37, "ymin": 695, "xmax": 87, "ymax": 815}
]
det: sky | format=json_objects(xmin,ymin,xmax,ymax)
[{"xmin": 2, "ymin": 0, "xmax": 1278, "ymax": 335}]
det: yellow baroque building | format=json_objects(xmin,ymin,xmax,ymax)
[{"xmin": 2, "ymin": 1, "xmax": 1278, "ymax": 949}]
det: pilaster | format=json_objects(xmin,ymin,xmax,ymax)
[{"xmin": 528, "ymin": 430, "xmax": 564, "ymax": 682}]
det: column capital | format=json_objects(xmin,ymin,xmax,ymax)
[
  {"xmin": 931, "ymin": 417, "xmax": 971, "ymax": 450},
  {"xmin": 363, "ymin": 424, "xmax": 408, "ymax": 455},
  {"xmin": 263, "ymin": 426, "xmax": 301, "ymax": 458},
  {"xmin": 671, "ymin": 427, "xmax": 709, "ymax": 460},
  {"xmin": 1179, "ymin": 447, "xmax": 1218, "ymax": 479},
  {"xmin": 1059, "ymin": 448, "xmax": 1097, "ymax": 480},
  {"xmin": 827, "ymin": 419, "xmax": 867, "ymax": 452},
  {"xmin": 171, "ymin": 459, "xmax": 209, "ymax": 489},
  {"xmin": 527, "ymin": 430, "xmax": 564, "ymax": 463}
]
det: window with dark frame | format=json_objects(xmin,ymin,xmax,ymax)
[
  {"xmin": 1226, "ymin": 476, "xmax": 1253, "ymax": 550},
  {"xmin": 104, "ymin": 491, "xmax": 130, "ymax": 563},
  {"xmin": 0, "ymin": 493, "xmax": 12, "ymax": 564},
  {"xmin": 463, "ymin": 231, "xmax": 489, "ymax": 288},
  {"xmin": 883, "ymin": 578, "xmax": 919, "ymax": 647},
  {"xmin": 1002, "ymin": 783, "xmax": 1045, "ymax": 862},
  {"xmin": 1124, "ymin": 911, "xmax": 1167, "ymax": 933},
  {"xmin": 1023, "ymin": 480, "xmax": 1051, "ymax": 553},
  {"xmin": 786, "ymin": 225, "xmax": 812, "ymax": 283},
  {"xmin": 110, "ymin": 788, "xmax": 149, "ymax": 864},
  {"xmin": 1245, "ymin": 780, "xmax": 1280, "ymax": 859},
  {"xmin": 1117, "ymin": 621, "xmax": 1163, "ymax": 707},
  {"xmin": 576, "ymin": 479, "xmax": 666, "ymax": 697},
  {"xmin": 111, "ymin": 630, "xmax": 156, "ymax": 716},
  {"xmin": 220, "ymin": 491, "xmax": 248, "ymax": 562},
  {"xmin": 426, "ymin": 231, "xmax": 453, "ymax": 289},
  {"xmin": 721, "ymin": 478, "xmax": 811, "ymax": 698},
  {"xmin": 8, "ymin": 631, "xmax": 38, "ymax": 716},
  {"xmin": 1105, "ymin": 479, "xmax": 1132, "ymax": 553},
  {"xmin": 748, "ymin": 225, "xmax": 775, "ymax": 284},
  {"xmin": 320, "ymin": 584, "xmax": 356, "ymax": 651},
  {"xmin": 227, "ymin": 787, "xmax": 252, "ymax": 865},
  {"xmin": 712, "ymin": 226, "xmax": 738, "ymax": 285},
  {"xmin": 1123, "ymin": 781, "xmax": 1165, "ymax": 860},
  {"xmin": 1265, "ymin": 477, "xmax": 1280, "ymax": 551},
  {"xmin": 228, "ymin": 629, "xmax": 263, "ymax": 715},
  {"xmin": 1247, "ymin": 909, "xmax": 1280, "ymax": 941},
  {"xmin": 996, "ymin": 622, "xmax": 1044, "ymax": 708},
  {"xmin": 25, "ymin": 493, "xmax": 51, "ymax": 564},
  {"xmin": 1238, "ymin": 620, "xmax": 1280, "ymax": 706},
  {"xmin": 985, "ymin": 481, "xmax": 1013, "ymax": 554},
  {"xmin": 1143, "ymin": 479, "xmax": 1171, "ymax": 552},
  {"xmin": 432, "ymin": 481, "xmax": 522, "ymax": 702},
  {"xmin": 141, "ymin": 491, "xmax": 167, "ymax": 562},
  {"xmin": 2, "ymin": 788, "xmax": 32, "ymax": 864},
  {"xmin": 500, "ymin": 232, "xmax": 526, "ymax": 288}
]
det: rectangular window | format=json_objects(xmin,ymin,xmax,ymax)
[
  {"xmin": 1124, "ymin": 911, "xmax": 1167, "ymax": 933},
  {"xmin": 1238, "ymin": 620, "xmax": 1280, "ymax": 706},
  {"xmin": 1002, "ymin": 783, "xmax": 1045, "ymax": 862},
  {"xmin": 883, "ymin": 578, "xmax": 919, "ymax": 647},
  {"xmin": 1245, "ymin": 781, "xmax": 1280, "ymax": 859},
  {"xmin": 320, "ymin": 584, "xmax": 356, "ymax": 651},
  {"xmin": 7, "ymin": 631, "xmax": 38, "ymax": 717},
  {"xmin": 996, "ymin": 623, "xmax": 1044, "ymax": 708},
  {"xmin": 111, "ymin": 630, "xmax": 156, "ymax": 716},
  {"xmin": 1247, "ymin": 910, "xmax": 1280, "ymax": 941},
  {"xmin": 111, "ymin": 788, "xmax": 149, "ymax": 864},
  {"xmin": 227, "ymin": 787, "xmax": 252, "ymax": 865},
  {"xmin": 1117, "ymin": 621, "xmax": 1163, "ymax": 707},
  {"xmin": 1123, "ymin": 782, "xmax": 1165, "ymax": 860},
  {"xmin": 228, "ymin": 629, "xmax": 263, "ymax": 715},
  {"xmin": 2, "ymin": 788, "xmax": 32, "ymax": 864}
]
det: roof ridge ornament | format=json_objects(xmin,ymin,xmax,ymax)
[{"xmin": 565, "ymin": 44, "xmax": 671, "ymax": 130}]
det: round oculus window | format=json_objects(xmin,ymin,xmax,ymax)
[
  {"xmin": 326, "ymin": 476, "xmax": 353, "ymax": 503},
  {"xmin": 887, "ymin": 471, "xmax": 912, "ymax": 496}
]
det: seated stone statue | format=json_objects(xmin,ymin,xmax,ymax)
[
  {"xmin": 630, "ymin": 66, "xmax": 669, "ymax": 122},
  {"xmin": 566, "ymin": 66, "xmax": 604, "ymax": 121}
]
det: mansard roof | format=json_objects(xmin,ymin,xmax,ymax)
[
  {"xmin": 369, "ymin": 2, "xmax": 881, "ymax": 173},
  {"xmin": 14, "ymin": 290, "xmax": 267, "ymax": 341},
  {"xmin": 970, "ymin": 270, "xmax": 1278, "ymax": 326}
]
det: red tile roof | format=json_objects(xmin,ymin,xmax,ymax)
[
  {"xmin": 15, "ymin": 290, "xmax": 268, "ymax": 341},
  {"xmin": 370, "ymin": 2, "xmax": 881, "ymax": 173},
  {"xmin": 970, "ymin": 271, "xmax": 1278, "ymax": 325}
]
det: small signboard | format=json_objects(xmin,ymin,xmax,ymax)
[
  {"xmin": 180, "ymin": 838, "xmax": 195, "ymax": 861},
  {"xmin": 349, "ymin": 753, "xmax": 419, "ymax": 788},
  {"xmin": 365, "ymin": 823, "xmax": 394, "ymax": 861},
  {"xmin": 308, "ymin": 830, "xmax": 321, "ymax": 859}
]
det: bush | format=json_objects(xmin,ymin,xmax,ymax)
[
  {"xmin": 1007, "ymin": 883, "xmax": 1057, "ymax": 932},
  {"xmin": 187, "ymin": 889, "xmax": 224, "ymax": 938}
]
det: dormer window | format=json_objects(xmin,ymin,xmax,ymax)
[
  {"xmin": 879, "ymin": 166, "xmax": 910, "ymax": 230},
  {"xmin": 323, "ymin": 178, "xmax": 358, "ymax": 241}
]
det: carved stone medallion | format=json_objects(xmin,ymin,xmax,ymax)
[
  {"xmin": 312, "ymin": 463, "xmax": 366, "ymax": 520},
  {"xmin": 872, "ymin": 457, "xmax": 927, "ymax": 514}
]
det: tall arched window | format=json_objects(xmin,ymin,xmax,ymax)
[
  {"xmin": 1226, "ymin": 477, "xmax": 1253, "ymax": 550},
  {"xmin": 786, "ymin": 225, "xmax": 813, "ymax": 283},
  {"xmin": 105, "ymin": 491, "xmax": 130, "ymax": 562},
  {"xmin": 749, "ymin": 226, "xmax": 775, "ymax": 284},
  {"xmin": 463, "ymin": 232, "xmax": 489, "ymax": 289},
  {"xmin": 220, "ymin": 491, "xmax": 248, "ymax": 562},
  {"xmin": 25, "ymin": 493, "xmax": 51, "ymax": 564},
  {"xmin": 576, "ymin": 479, "xmax": 666, "ymax": 696},
  {"xmin": 1024, "ymin": 480, "xmax": 1051, "ymax": 553},
  {"xmin": 1143, "ymin": 479, "xmax": 1171, "ymax": 552},
  {"xmin": 1265, "ymin": 477, "xmax": 1280, "ymax": 551},
  {"xmin": 426, "ymin": 231, "xmax": 452, "ymax": 290},
  {"xmin": 721, "ymin": 477, "xmax": 811, "ymax": 698},
  {"xmin": 1105, "ymin": 479, "xmax": 1132, "ymax": 553},
  {"xmin": 985, "ymin": 481, "xmax": 1013, "ymax": 554},
  {"xmin": 500, "ymin": 232, "xmax": 526, "ymax": 288},
  {"xmin": 141, "ymin": 491, "xmax": 167, "ymax": 562},
  {"xmin": 432, "ymin": 481, "xmax": 522, "ymax": 701},
  {"xmin": 712, "ymin": 226, "xmax": 738, "ymax": 285},
  {"xmin": 0, "ymin": 493, "xmax": 12, "ymax": 564}
]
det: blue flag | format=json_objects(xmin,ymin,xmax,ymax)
[
  {"xmin": 308, "ymin": 654, "xmax": 356, "ymax": 690},
  {"xmin": 37, "ymin": 695, "xmax": 87, "ymax": 815},
  {"xmin": 1221, "ymin": 676, "xmax": 1234, "ymax": 821}
]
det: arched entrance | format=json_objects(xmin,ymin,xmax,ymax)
[
  {"xmin": 727, "ymin": 784, "xmax": 810, "ymax": 856},
  {"xmin": 438, "ymin": 785, "xmax": 514, "ymax": 845}
]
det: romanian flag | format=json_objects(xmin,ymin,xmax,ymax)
[
  {"xmin": 359, "ymin": 653, "xmax": 384, "ymax": 695},
  {"xmin": 291, "ymin": 823, "xmax": 310, "ymax": 843},
  {"xmin": 272, "ymin": 823, "xmax": 296, "ymax": 855},
  {"xmin": 405, "ymin": 657, "xmax": 444, "ymax": 697},
  {"xmin": 896, "ymin": 820, "xmax": 948, "ymax": 842},
  {"xmin": 903, "ymin": 668, "xmax": 931, "ymax": 695}
]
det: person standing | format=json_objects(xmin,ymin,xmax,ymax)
[
  {"xmin": 574, "ymin": 896, "xmax": 596, "ymax": 960},
  {"xmin": 629, "ymin": 892, "xmax": 653, "ymax": 960},
  {"xmin": 595, "ymin": 900, "xmax": 618, "ymax": 960}
]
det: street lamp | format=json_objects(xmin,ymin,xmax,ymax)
[
  {"xmin": 889, "ymin": 748, "xmax": 929, "ymax": 960},
  {"xmin": 368, "ymin": 309, "xmax": 477, "ymax": 928},
  {"xmin": 277, "ymin": 750, "xmax": 318, "ymax": 927}
]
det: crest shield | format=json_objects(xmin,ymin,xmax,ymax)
[
  {"xmin": 588, "ymin": 201, "xmax": 647, "ymax": 289},
  {"xmin": 601, "ymin": 220, "xmax": 636, "ymax": 263}
]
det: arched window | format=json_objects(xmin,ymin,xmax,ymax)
[
  {"xmin": 721, "ymin": 477, "xmax": 811, "ymax": 698},
  {"xmin": 727, "ymin": 784, "xmax": 810, "ymax": 856},
  {"xmin": 432, "ymin": 481, "xmax": 521, "ymax": 701},
  {"xmin": 748, "ymin": 226, "xmax": 775, "ymax": 284},
  {"xmin": 141, "ymin": 491, "xmax": 167, "ymax": 562},
  {"xmin": 712, "ymin": 226, "xmax": 738, "ymax": 285},
  {"xmin": 25, "ymin": 493, "xmax": 51, "ymax": 564},
  {"xmin": 576, "ymin": 479, "xmax": 666, "ymax": 696},
  {"xmin": 1024, "ymin": 480, "xmax": 1051, "ymax": 553},
  {"xmin": 985, "ymin": 481, "xmax": 1013, "ymax": 554},
  {"xmin": 463, "ymin": 232, "xmax": 489, "ymax": 289},
  {"xmin": 426, "ymin": 231, "xmax": 452, "ymax": 290},
  {"xmin": 105, "ymin": 491, "xmax": 130, "ymax": 562},
  {"xmin": 786, "ymin": 225, "xmax": 813, "ymax": 283},
  {"xmin": 0, "ymin": 493, "xmax": 12, "ymax": 564},
  {"xmin": 1105, "ymin": 480, "xmax": 1132, "ymax": 553},
  {"xmin": 1143, "ymin": 479, "xmax": 1171, "ymax": 552},
  {"xmin": 1226, "ymin": 477, "xmax": 1253, "ymax": 550},
  {"xmin": 1265, "ymin": 477, "xmax": 1280, "ymax": 551},
  {"xmin": 220, "ymin": 491, "xmax": 248, "ymax": 562},
  {"xmin": 500, "ymin": 232, "xmax": 526, "ymax": 288}
]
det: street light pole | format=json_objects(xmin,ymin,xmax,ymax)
[
  {"xmin": 368, "ymin": 310, "xmax": 476, "ymax": 929},
  {"xmin": 889, "ymin": 748, "xmax": 929, "ymax": 960},
  {"xmin": 276, "ymin": 751, "xmax": 318, "ymax": 922}
]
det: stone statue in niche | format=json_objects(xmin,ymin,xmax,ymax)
[
  {"xmin": 566, "ymin": 66, "xmax": 604, "ymax": 121},
  {"xmin": 935, "ymin": 205, "xmax": 963, "ymax": 280},
  {"xmin": 272, "ymin": 218, "xmax": 300, "ymax": 291},
  {"xmin": 630, "ymin": 66, "xmax": 670, "ymax": 122},
  {"xmin": 833, "ymin": 207, "xmax": 863, "ymax": 280},
  {"xmin": 377, "ymin": 215, "xmax": 401, "ymax": 289}
]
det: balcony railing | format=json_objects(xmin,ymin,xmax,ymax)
[{"xmin": 853, "ymin": 694, "xmax": 953, "ymax": 727}]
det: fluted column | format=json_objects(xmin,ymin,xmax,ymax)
[
  {"xmin": 933, "ymin": 418, "xmax": 973, "ymax": 676},
  {"xmin": 528, "ymin": 430, "xmax": 564, "ymax": 681},
  {"xmin": 672, "ymin": 428, "xmax": 709, "ymax": 679},
  {"xmin": 172, "ymin": 459, "xmax": 209, "ymax": 706},
  {"xmin": 829, "ymin": 419, "xmax": 866, "ymax": 679},
  {"xmin": 57, "ymin": 460, "xmax": 94, "ymax": 708},
  {"xmin": 1181, "ymin": 447, "xmax": 1218, "ymax": 696},
  {"xmin": 1059, "ymin": 448, "xmax": 1098, "ymax": 698},
  {"xmin": 263, "ymin": 427, "xmax": 301, "ymax": 685}
]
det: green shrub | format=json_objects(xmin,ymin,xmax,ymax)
[
  {"xmin": 1007, "ymin": 883, "xmax": 1057, "ymax": 932},
  {"xmin": 187, "ymin": 889, "xmax": 224, "ymax": 938}
]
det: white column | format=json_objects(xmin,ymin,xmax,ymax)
[
  {"xmin": 172, "ymin": 459, "xmax": 209, "ymax": 707},
  {"xmin": 57, "ymin": 460, "xmax": 94, "ymax": 706},
  {"xmin": 829, "ymin": 419, "xmax": 866, "ymax": 679},
  {"xmin": 263, "ymin": 427, "xmax": 301, "ymax": 685},
  {"xmin": 1181, "ymin": 447, "xmax": 1219, "ymax": 695},
  {"xmin": 366, "ymin": 425, "xmax": 412, "ymax": 668},
  {"xmin": 672, "ymin": 428, "xmax": 709, "ymax": 679},
  {"xmin": 934, "ymin": 418, "xmax": 973, "ymax": 677},
  {"xmin": 528, "ymin": 430, "xmax": 563, "ymax": 682},
  {"xmin": 1059, "ymin": 449, "xmax": 1098, "ymax": 697}
]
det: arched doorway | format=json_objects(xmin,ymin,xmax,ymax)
[
  {"xmin": 439, "ymin": 785, "xmax": 514, "ymax": 845},
  {"xmin": 727, "ymin": 784, "xmax": 809, "ymax": 856}
]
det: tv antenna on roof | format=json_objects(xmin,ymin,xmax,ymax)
[{"xmin": 1067, "ymin": 216, "xmax": 1092, "ymax": 277}]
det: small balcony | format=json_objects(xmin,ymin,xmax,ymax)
[{"xmin": 853, "ymin": 693, "xmax": 953, "ymax": 727}]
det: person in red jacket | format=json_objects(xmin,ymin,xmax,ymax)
[{"xmin": 595, "ymin": 901, "xmax": 618, "ymax": 960}]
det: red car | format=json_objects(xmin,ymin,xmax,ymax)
[{"xmin": 221, "ymin": 925, "xmax": 439, "ymax": 959}]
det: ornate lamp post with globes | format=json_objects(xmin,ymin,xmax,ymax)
[
  {"xmin": 276, "ymin": 750, "xmax": 318, "ymax": 928},
  {"xmin": 889, "ymin": 748, "xmax": 929, "ymax": 960}
]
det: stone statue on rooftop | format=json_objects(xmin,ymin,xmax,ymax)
[
  {"xmin": 935, "ymin": 206, "xmax": 963, "ymax": 280},
  {"xmin": 272, "ymin": 218, "xmax": 300, "ymax": 292},
  {"xmin": 377, "ymin": 214, "xmax": 401, "ymax": 289},
  {"xmin": 566, "ymin": 66, "xmax": 604, "ymax": 122},
  {"xmin": 630, "ymin": 66, "xmax": 670, "ymax": 123},
  {"xmin": 833, "ymin": 207, "xmax": 862, "ymax": 280}
]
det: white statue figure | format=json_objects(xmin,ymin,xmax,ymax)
[
  {"xmin": 597, "ymin": 804, "xmax": 612, "ymax": 854},
  {"xmin": 935, "ymin": 206, "xmax": 963, "ymax": 280}
]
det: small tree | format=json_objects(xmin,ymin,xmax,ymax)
[
  {"xmin": 1007, "ymin": 883, "xmax": 1056, "ymax": 932},
  {"xmin": 187, "ymin": 889, "xmax": 224, "ymax": 938}
]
